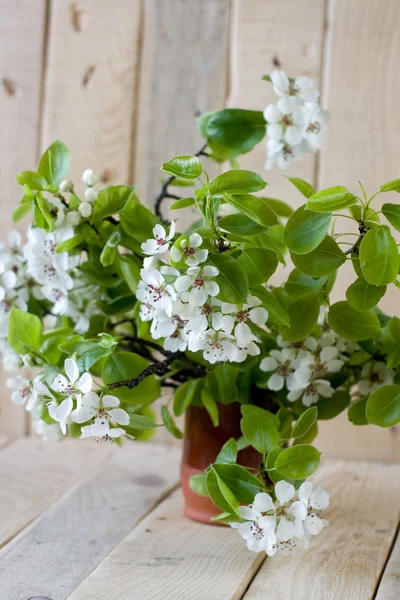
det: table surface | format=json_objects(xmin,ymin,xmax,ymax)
[{"xmin": 0, "ymin": 436, "xmax": 399, "ymax": 600}]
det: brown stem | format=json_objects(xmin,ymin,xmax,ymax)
[{"xmin": 107, "ymin": 351, "xmax": 182, "ymax": 390}]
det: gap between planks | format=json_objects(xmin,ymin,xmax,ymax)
[{"xmin": 0, "ymin": 441, "xmax": 180, "ymax": 600}]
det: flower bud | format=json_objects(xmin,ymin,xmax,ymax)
[
  {"xmin": 67, "ymin": 211, "xmax": 81, "ymax": 226},
  {"xmin": 82, "ymin": 169, "xmax": 99, "ymax": 187},
  {"xmin": 79, "ymin": 201, "xmax": 92, "ymax": 218},
  {"xmin": 59, "ymin": 179, "xmax": 73, "ymax": 193},
  {"xmin": 84, "ymin": 187, "xmax": 98, "ymax": 202},
  {"xmin": 22, "ymin": 354, "xmax": 35, "ymax": 367}
]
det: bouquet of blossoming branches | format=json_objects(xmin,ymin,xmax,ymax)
[{"xmin": 3, "ymin": 70, "xmax": 400, "ymax": 557}]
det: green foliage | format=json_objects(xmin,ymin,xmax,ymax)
[
  {"xmin": 275, "ymin": 444, "xmax": 321, "ymax": 479},
  {"xmin": 280, "ymin": 293, "xmax": 320, "ymax": 342},
  {"xmin": 284, "ymin": 206, "xmax": 332, "ymax": 254},
  {"xmin": 306, "ymin": 186, "xmax": 357, "ymax": 212},
  {"xmin": 161, "ymin": 155, "xmax": 202, "ymax": 179},
  {"xmin": 359, "ymin": 226, "xmax": 399, "ymax": 285},
  {"xmin": 366, "ymin": 385, "xmax": 400, "ymax": 427},
  {"xmin": 328, "ymin": 301, "xmax": 381, "ymax": 341},
  {"xmin": 209, "ymin": 170, "xmax": 267, "ymax": 196},
  {"xmin": 8, "ymin": 307, "xmax": 43, "ymax": 354},
  {"xmin": 291, "ymin": 236, "xmax": 346, "ymax": 277},
  {"xmin": 382, "ymin": 203, "xmax": 400, "ymax": 231},
  {"xmin": 292, "ymin": 407, "xmax": 318, "ymax": 438},
  {"xmin": 92, "ymin": 186, "xmax": 134, "ymax": 221},
  {"xmin": 240, "ymin": 405, "xmax": 279, "ymax": 454},
  {"xmin": 208, "ymin": 253, "xmax": 248, "ymax": 303},
  {"xmin": 37, "ymin": 140, "xmax": 70, "ymax": 185},
  {"xmin": 285, "ymin": 176, "xmax": 316, "ymax": 199},
  {"xmin": 237, "ymin": 248, "xmax": 278, "ymax": 286},
  {"xmin": 346, "ymin": 276, "xmax": 386, "ymax": 311},
  {"xmin": 102, "ymin": 353, "xmax": 160, "ymax": 405},
  {"xmin": 223, "ymin": 193, "xmax": 277, "ymax": 227},
  {"xmin": 173, "ymin": 379, "xmax": 199, "ymax": 416}
]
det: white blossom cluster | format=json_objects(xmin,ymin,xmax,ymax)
[
  {"xmin": 231, "ymin": 480, "xmax": 329, "ymax": 555},
  {"xmin": 7, "ymin": 357, "xmax": 129, "ymax": 441},
  {"xmin": 264, "ymin": 70, "xmax": 329, "ymax": 170},
  {"xmin": 137, "ymin": 224, "xmax": 269, "ymax": 364}
]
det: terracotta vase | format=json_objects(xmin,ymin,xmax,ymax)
[{"xmin": 180, "ymin": 403, "xmax": 262, "ymax": 524}]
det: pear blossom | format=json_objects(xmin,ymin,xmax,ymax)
[
  {"xmin": 141, "ymin": 222, "xmax": 176, "ymax": 255},
  {"xmin": 189, "ymin": 329, "xmax": 237, "ymax": 364},
  {"xmin": 48, "ymin": 396, "xmax": 74, "ymax": 435},
  {"xmin": 79, "ymin": 201, "xmax": 92, "ymax": 218},
  {"xmin": 302, "ymin": 103, "xmax": 329, "ymax": 151},
  {"xmin": 358, "ymin": 362, "xmax": 392, "ymax": 396},
  {"xmin": 6, "ymin": 376, "xmax": 37, "ymax": 411},
  {"xmin": 230, "ymin": 493, "xmax": 277, "ymax": 553},
  {"xmin": 84, "ymin": 187, "xmax": 98, "ymax": 202},
  {"xmin": 298, "ymin": 481, "xmax": 330, "ymax": 538},
  {"xmin": 82, "ymin": 169, "xmax": 99, "ymax": 186},
  {"xmin": 287, "ymin": 378, "xmax": 334, "ymax": 406},
  {"xmin": 265, "ymin": 138, "xmax": 304, "ymax": 170},
  {"xmin": 264, "ymin": 97, "xmax": 305, "ymax": 146},
  {"xmin": 170, "ymin": 232, "xmax": 208, "ymax": 266},
  {"xmin": 217, "ymin": 295, "xmax": 268, "ymax": 346},
  {"xmin": 59, "ymin": 179, "xmax": 73, "ymax": 193},
  {"xmin": 258, "ymin": 481, "xmax": 307, "ymax": 545},
  {"xmin": 33, "ymin": 416, "xmax": 63, "ymax": 441},
  {"xmin": 175, "ymin": 265, "xmax": 219, "ymax": 307},
  {"xmin": 150, "ymin": 309, "xmax": 192, "ymax": 352},
  {"xmin": 136, "ymin": 267, "xmax": 176, "ymax": 316},
  {"xmin": 260, "ymin": 348, "xmax": 302, "ymax": 392},
  {"xmin": 74, "ymin": 392, "xmax": 129, "ymax": 440},
  {"xmin": 270, "ymin": 70, "xmax": 320, "ymax": 103},
  {"xmin": 51, "ymin": 358, "xmax": 93, "ymax": 402}
]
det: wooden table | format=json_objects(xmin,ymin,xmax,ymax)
[{"xmin": 0, "ymin": 437, "xmax": 399, "ymax": 600}]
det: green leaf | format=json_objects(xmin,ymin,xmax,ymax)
[
  {"xmin": 8, "ymin": 307, "xmax": 43, "ymax": 354},
  {"xmin": 366, "ymin": 385, "xmax": 400, "ymax": 427},
  {"xmin": 161, "ymin": 155, "xmax": 203, "ymax": 179},
  {"xmin": 202, "ymin": 109, "xmax": 266, "ymax": 156},
  {"xmin": 291, "ymin": 236, "xmax": 346, "ymax": 277},
  {"xmin": 285, "ymin": 177, "xmax": 316, "ymax": 199},
  {"xmin": 170, "ymin": 197, "xmax": 195, "ymax": 210},
  {"xmin": 37, "ymin": 140, "xmax": 70, "ymax": 185},
  {"xmin": 388, "ymin": 316, "xmax": 400, "ymax": 341},
  {"xmin": 212, "ymin": 464, "xmax": 264, "ymax": 504},
  {"xmin": 205, "ymin": 363, "xmax": 239, "ymax": 405},
  {"xmin": 173, "ymin": 379, "xmax": 199, "ymax": 416},
  {"xmin": 218, "ymin": 214, "xmax": 267, "ymax": 235},
  {"xmin": 292, "ymin": 407, "xmax": 318, "ymax": 439},
  {"xmin": 223, "ymin": 193, "xmax": 277, "ymax": 227},
  {"xmin": 189, "ymin": 473, "xmax": 209, "ymax": 497},
  {"xmin": 240, "ymin": 405, "xmax": 279, "ymax": 454},
  {"xmin": 208, "ymin": 254, "xmax": 248, "ymax": 303},
  {"xmin": 280, "ymin": 293, "xmax": 320, "ymax": 343},
  {"xmin": 382, "ymin": 203, "xmax": 400, "ymax": 232},
  {"xmin": 284, "ymin": 206, "xmax": 332, "ymax": 254},
  {"xmin": 128, "ymin": 414, "xmax": 160, "ymax": 430},
  {"xmin": 328, "ymin": 301, "xmax": 381, "ymax": 341},
  {"xmin": 237, "ymin": 248, "xmax": 278, "ymax": 285},
  {"xmin": 161, "ymin": 405, "xmax": 183, "ymax": 440},
  {"xmin": 92, "ymin": 186, "xmax": 134, "ymax": 221},
  {"xmin": 251, "ymin": 285, "xmax": 290, "ymax": 326},
  {"xmin": 206, "ymin": 469, "xmax": 238, "ymax": 514},
  {"xmin": 359, "ymin": 225, "xmax": 399, "ymax": 285},
  {"xmin": 317, "ymin": 390, "xmax": 351, "ymax": 420},
  {"xmin": 201, "ymin": 388, "xmax": 219, "ymax": 426},
  {"xmin": 275, "ymin": 444, "xmax": 321, "ymax": 480},
  {"xmin": 209, "ymin": 170, "xmax": 267, "ymax": 196},
  {"xmin": 380, "ymin": 178, "xmax": 400, "ymax": 192},
  {"xmin": 215, "ymin": 439, "xmax": 238, "ymax": 464},
  {"xmin": 120, "ymin": 196, "xmax": 157, "ymax": 244},
  {"xmin": 285, "ymin": 269, "xmax": 328, "ymax": 298},
  {"xmin": 16, "ymin": 171, "xmax": 47, "ymax": 190},
  {"xmin": 307, "ymin": 186, "xmax": 357, "ymax": 212},
  {"xmin": 261, "ymin": 197, "xmax": 293, "ymax": 217},
  {"xmin": 348, "ymin": 397, "xmax": 369, "ymax": 425},
  {"xmin": 346, "ymin": 276, "xmax": 386, "ymax": 311},
  {"xmin": 118, "ymin": 254, "xmax": 142, "ymax": 293},
  {"xmin": 102, "ymin": 352, "xmax": 160, "ymax": 405},
  {"xmin": 12, "ymin": 195, "xmax": 33, "ymax": 223}
]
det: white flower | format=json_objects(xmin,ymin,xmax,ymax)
[
  {"xmin": 260, "ymin": 348, "xmax": 302, "ymax": 392},
  {"xmin": 217, "ymin": 295, "xmax": 268, "ymax": 346},
  {"xmin": 33, "ymin": 417, "xmax": 63, "ymax": 441},
  {"xmin": 48, "ymin": 396, "xmax": 74, "ymax": 435},
  {"xmin": 82, "ymin": 169, "xmax": 99, "ymax": 186},
  {"xmin": 84, "ymin": 187, "xmax": 98, "ymax": 202},
  {"xmin": 59, "ymin": 179, "xmax": 73, "ymax": 193},
  {"xmin": 264, "ymin": 97, "xmax": 305, "ymax": 146},
  {"xmin": 230, "ymin": 493, "xmax": 277, "ymax": 553},
  {"xmin": 51, "ymin": 358, "xmax": 93, "ymax": 402},
  {"xmin": 76, "ymin": 392, "xmax": 129, "ymax": 440},
  {"xmin": 270, "ymin": 70, "xmax": 320, "ymax": 103},
  {"xmin": 7, "ymin": 376, "xmax": 37, "ymax": 411},
  {"xmin": 287, "ymin": 379, "xmax": 334, "ymax": 406},
  {"xmin": 47, "ymin": 196, "xmax": 66, "ymax": 227},
  {"xmin": 298, "ymin": 481, "xmax": 330, "ymax": 538},
  {"xmin": 358, "ymin": 362, "xmax": 392, "ymax": 396},
  {"xmin": 295, "ymin": 346, "xmax": 344, "ymax": 384},
  {"xmin": 259, "ymin": 481, "xmax": 307, "ymax": 545},
  {"xmin": 79, "ymin": 201, "xmax": 92, "ymax": 218},
  {"xmin": 235, "ymin": 340, "xmax": 261, "ymax": 363},
  {"xmin": 66, "ymin": 211, "xmax": 81, "ymax": 227},
  {"xmin": 170, "ymin": 233, "xmax": 208, "ymax": 266},
  {"xmin": 302, "ymin": 103, "xmax": 329, "ymax": 151},
  {"xmin": 189, "ymin": 329, "xmax": 237, "ymax": 364},
  {"xmin": 265, "ymin": 138, "xmax": 305, "ymax": 170},
  {"xmin": 175, "ymin": 265, "xmax": 219, "ymax": 307},
  {"xmin": 141, "ymin": 222, "xmax": 176, "ymax": 255},
  {"xmin": 137, "ymin": 267, "xmax": 176, "ymax": 316},
  {"xmin": 151, "ymin": 310, "xmax": 192, "ymax": 352}
]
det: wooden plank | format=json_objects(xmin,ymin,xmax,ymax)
[
  {"xmin": 0, "ymin": 434, "xmax": 8, "ymax": 448},
  {"xmin": 67, "ymin": 489, "xmax": 265, "ymax": 600},
  {"xmin": 243, "ymin": 460, "xmax": 400, "ymax": 600},
  {"xmin": 229, "ymin": 0, "xmax": 325, "ymax": 218},
  {"xmin": 42, "ymin": 0, "xmax": 141, "ymax": 185},
  {"xmin": 0, "ymin": 437, "xmax": 114, "ymax": 548},
  {"xmin": 315, "ymin": 0, "xmax": 400, "ymax": 460},
  {"xmin": 376, "ymin": 529, "xmax": 400, "ymax": 600},
  {"xmin": 0, "ymin": 442, "xmax": 180, "ymax": 600},
  {"xmin": 0, "ymin": 0, "xmax": 47, "ymax": 436},
  {"xmin": 133, "ymin": 0, "xmax": 231, "ymax": 226}
]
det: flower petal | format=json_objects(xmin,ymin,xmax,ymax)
[
  {"xmin": 77, "ymin": 372, "xmax": 92, "ymax": 394},
  {"xmin": 108, "ymin": 408, "xmax": 130, "ymax": 425},
  {"xmin": 275, "ymin": 480, "xmax": 295, "ymax": 504},
  {"xmin": 253, "ymin": 492, "xmax": 275, "ymax": 513},
  {"xmin": 65, "ymin": 358, "xmax": 79, "ymax": 384}
]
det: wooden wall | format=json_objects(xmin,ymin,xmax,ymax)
[{"xmin": 1, "ymin": 0, "xmax": 399, "ymax": 461}]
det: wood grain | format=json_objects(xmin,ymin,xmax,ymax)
[
  {"xmin": 0, "ymin": 436, "xmax": 114, "ymax": 548},
  {"xmin": 0, "ymin": 0, "xmax": 47, "ymax": 436},
  {"xmin": 67, "ymin": 488, "xmax": 265, "ymax": 600},
  {"xmin": 42, "ymin": 0, "xmax": 141, "ymax": 186},
  {"xmin": 0, "ymin": 442, "xmax": 180, "ymax": 600},
  {"xmin": 243, "ymin": 460, "xmax": 400, "ymax": 600},
  {"xmin": 375, "ymin": 529, "xmax": 400, "ymax": 600},
  {"xmin": 133, "ymin": 0, "xmax": 230, "ymax": 227}
]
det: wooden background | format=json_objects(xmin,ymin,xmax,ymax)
[{"xmin": 1, "ymin": 0, "xmax": 399, "ymax": 462}]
